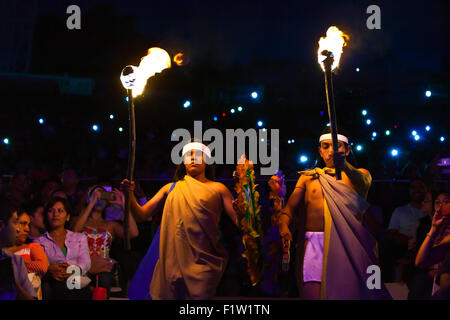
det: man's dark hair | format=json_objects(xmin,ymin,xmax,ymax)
[{"xmin": 0, "ymin": 198, "xmax": 15, "ymax": 224}]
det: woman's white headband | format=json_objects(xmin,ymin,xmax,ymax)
[
  {"xmin": 319, "ymin": 133, "xmax": 349, "ymax": 144},
  {"xmin": 182, "ymin": 142, "xmax": 211, "ymax": 158}
]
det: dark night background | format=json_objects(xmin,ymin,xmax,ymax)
[
  {"xmin": 0, "ymin": 0, "xmax": 449, "ymax": 182},
  {"xmin": 1, "ymin": 0, "xmax": 450, "ymax": 301}
]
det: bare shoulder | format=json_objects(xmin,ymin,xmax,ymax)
[
  {"xmin": 161, "ymin": 182, "xmax": 175, "ymax": 195},
  {"xmin": 296, "ymin": 171, "xmax": 314, "ymax": 188},
  {"xmin": 357, "ymin": 168, "xmax": 371, "ymax": 177}
]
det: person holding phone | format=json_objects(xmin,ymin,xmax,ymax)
[
  {"xmin": 71, "ymin": 185, "xmax": 139, "ymax": 299},
  {"xmin": 415, "ymin": 192, "xmax": 450, "ymax": 298}
]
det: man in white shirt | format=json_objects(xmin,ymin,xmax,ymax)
[{"xmin": 381, "ymin": 179, "xmax": 428, "ymax": 282}]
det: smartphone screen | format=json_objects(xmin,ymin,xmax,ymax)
[{"xmin": 103, "ymin": 186, "xmax": 112, "ymax": 192}]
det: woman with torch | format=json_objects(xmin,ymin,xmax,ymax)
[
  {"xmin": 122, "ymin": 141, "xmax": 239, "ymax": 300},
  {"xmin": 277, "ymin": 27, "xmax": 391, "ymax": 300}
]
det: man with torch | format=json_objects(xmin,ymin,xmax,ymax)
[{"xmin": 277, "ymin": 27, "xmax": 392, "ymax": 300}]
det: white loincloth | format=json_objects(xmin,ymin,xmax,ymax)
[{"xmin": 303, "ymin": 231, "xmax": 324, "ymax": 283}]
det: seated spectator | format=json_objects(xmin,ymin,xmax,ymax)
[
  {"xmin": 26, "ymin": 201, "xmax": 46, "ymax": 241},
  {"xmin": 0, "ymin": 200, "xmax": 36, "ymax": 300},
  {"xmin": 35, "ymin": 197, "xmax": 91, "ymax": 300},
  {"xmin": 381, "ymin": 178, "xmax": 429, "ymax": 282},
  {"xmin": 4, "ymin": 208, "xmax": 48, "ymax": 299},
  {"xmin": 415, "ymin": 192, "xmax": 450, "ymax": 298},
  {"xmin": 71, "ymin": 185, "xmax": 138, "ymax": 299}
]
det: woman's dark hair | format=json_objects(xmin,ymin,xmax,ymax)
[
  {"xmin": 16, "ymin": 207, "xmax": 27, "ymax": 218},
  {"xmin": 43, "ymin": 197, "xmax": 72, "ymax": 230},
  {"xmin": 173, "ymin": 139, "xmax": 216, "ymax": 181}
]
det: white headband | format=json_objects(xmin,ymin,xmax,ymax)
[
  {"xmin": 319, "ymin": 133, "xmax": 349, "ymax": 144},
  {"xmin": 182, "ymin": 142, "xmax": 211, "ymax": 158}
]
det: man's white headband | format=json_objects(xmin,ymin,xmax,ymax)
[
  {"xmin": 319, "ymin": 133, "xmax": 349, "ymax": 144},
  {"xmin": 182, "ymin": 142, "xmax": 211, "ymax": 158}
]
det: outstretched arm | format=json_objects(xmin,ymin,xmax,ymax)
[{"xmin": 121, "ymin": 180, "xmax": 172, "ymax": 223}]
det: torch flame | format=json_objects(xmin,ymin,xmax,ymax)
[
  {"xmin": 132, "ymin": 47, "xmax": 172, "ymax": 97},
  {"xmin": 317, "ymin": 26, "xmax": 349, "ymax": 72},
  {"xmin": 173, "ymin": 53, "xmax": 185, "ymax": 66}
]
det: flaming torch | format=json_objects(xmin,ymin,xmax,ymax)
[
  {"xmin": 120, "ymin": 47, "xmax": 171, "ymax": 249},
  {"xmin": 317, "ymin": 26, "xmax": 349, "ymax": 180}
]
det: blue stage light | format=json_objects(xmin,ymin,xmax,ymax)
[
  {"xmin": 425, "ymin": 90, "xmax": 432, "ymax": 98},
  {"xmin": 251, "ymin": 91, "xmax": 258, "ymax": 99},
  {"xmin": 237, "ymin": 106, "xmax": 243, "ymax": 112},
  {"xmin": 230, "ymin": 108, "xmax": 235, "ymax": 114},
  {"xmin": 366, "ymin": 119, "xmax": 372, "ymax": 125},
  {"xmin": 213, "ymin": 115, "xmax": 218, "ymax": 121},
  {"xmin": 299, "ymin": 155, "xmax": 308, "ymax": 163},
  {"xmin": 425, "ymin": 125, "xmax": 431, "ymax": 132},
  {"xmin": 109, "ymin": 114, "xmax": 114, "ymax": 120},
  {"xmin": 362, "ymin": 110, "xmax": 367, "ymax": 116},
  {"xmin": 3, "ymin": 138, "xmax": 9, "ymax": 145},
  {"xmin": 257, "ymin": 120, "xmax": 263, "ymax": 127},
  {"xmin": 440, "ymin": 136, "xmax": 445, "ymax": 142},
  {"xmin": 183, "ymin": 100, "xmax": 191, "ymax": 108},
  {"xmin": 118, "ymin": 127, "xmax": 123, "ymax": 132},
  {"xmin": 391, "ymin": 149, "xmax": 399, "ymax": 157},
  {"xmin": 385, "ymin": 130, "xmax": 390, "ymax": 136},
  {"xmin": 356, "ymin": 145, "xmax": 363, "ymax": 152},
  {"xmin": 92, "ymin": 125, "xmax": 99, "ymax": 131},
  {"xmin": 38, "ymin": 118, "xmax": 45, "ymax": 124}
]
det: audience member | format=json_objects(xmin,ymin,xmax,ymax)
[
  {"xmin": 5, "ymin": 208, "xmax": 48, "ymax": 299},
  {"xmin": 415, "ymin": 192, "xmax": 450, "ymax": 298},
  {"xmin": 35, "ymin": 197, "xmax": 91, "ymax": 300},
  {"xmin": 0, "ymin": 200, "xmax": 36, "ymax": 300},
  {"xmin": 71, "ymin": 185, "xmax": 138, "ymax": 299},
  {"xmin": 381, "ymin": 178, "xmax": 429, "ymax": 282}
]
